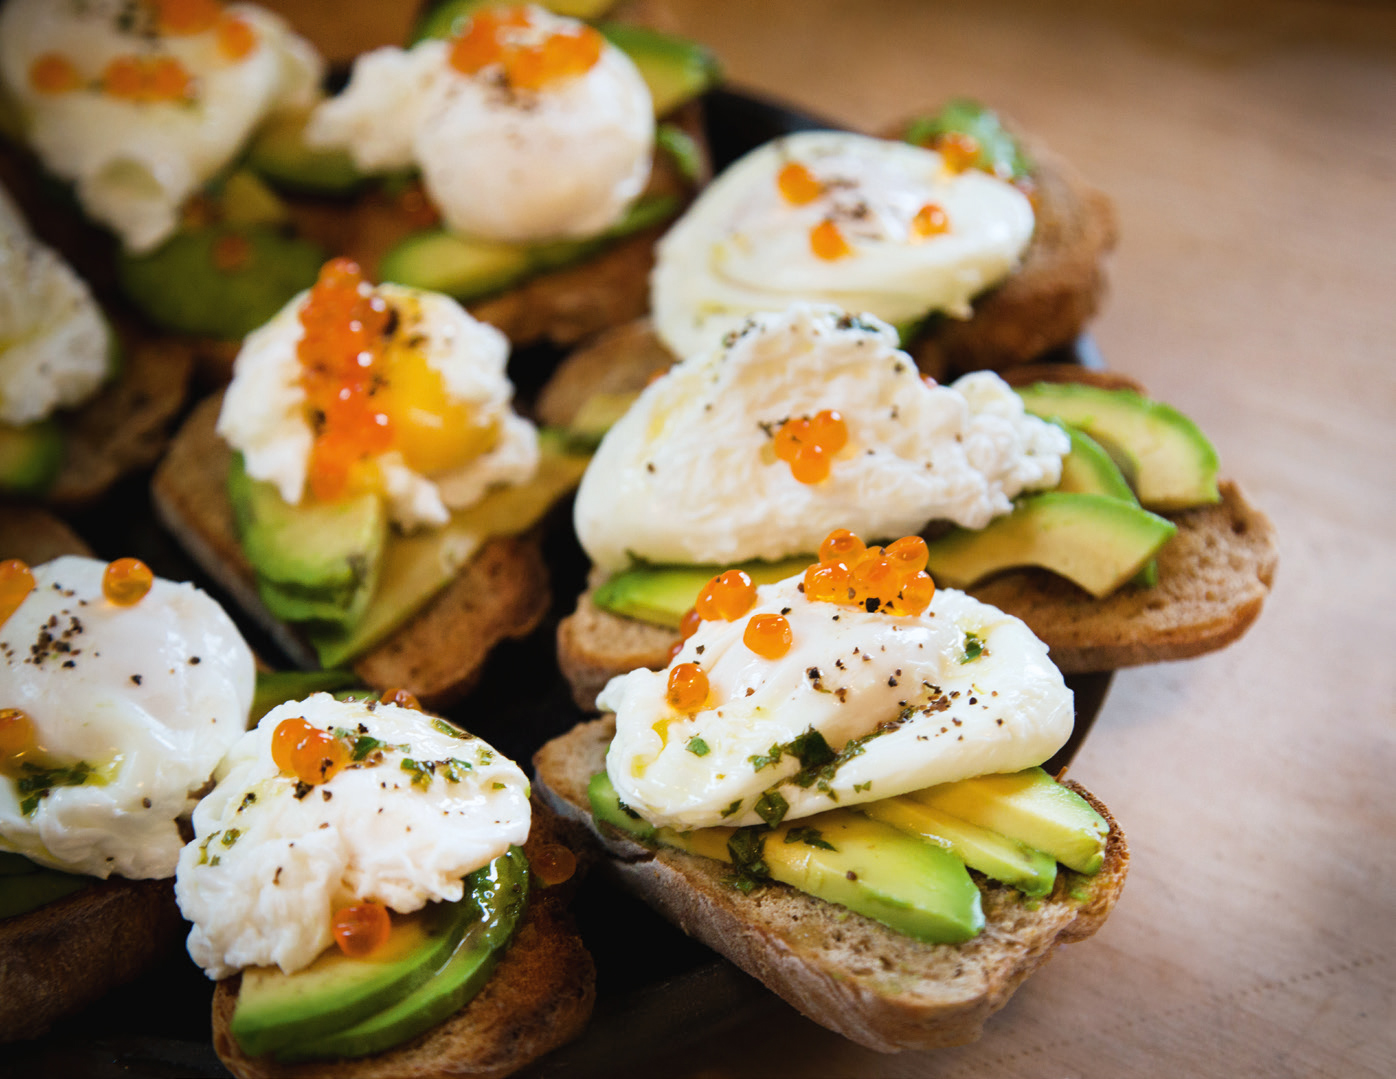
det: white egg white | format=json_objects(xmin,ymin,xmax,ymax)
[
  {"xmin": 651, "ymin": 130, "xmax": 1035, "ymax": 358},
  {"xmin": 602, "ymin": 575, "xmax": 1073, "ymax": 831},
  {"xmin": 175, "ymin": 694, "xmax": 532, "ymax": 978},
  {"xmin": 0, "ymin": 556, "xmax": 255, "ymax": 879},
  {"xmin": 573, "ymin": 304, "xmax": 1068, "ymax": 572}
]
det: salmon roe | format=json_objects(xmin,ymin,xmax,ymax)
[
  {"xmin": 743, "ymin": 613, "xmax": 792, "ymax": 660},
  {"xmin": 379, "ymin": 688, "xmax": 422, "ymax": 711},
  {"xmin": 773, "ymin": 409, "xmax": 847, "ymax": 485},
  {"xmin": 934, "ymin": 131, "xmax": 981, "ymax": 174},
  {"xmin": 531, "ymin": 843, "xmax": 577, "ymax": 887},
  {"xmin": 216, "ymin": 15, "xmax": 258, "ymax": 60},
  {"xmin": 449, "ymin": 6, "xmax": 602, "ymax": 91},
  {"xmin": 694, "ymin": 569, "xmax": 756, "ymax": 622},
  {"xmin": 271, "ymin": 717, "xmax": 350, "ymax": 785},
  {"xmin": 102, "ymin": 558, "xmax": 154, "ymax": 606},
  {"xmin": 776, "ymin": 161, "xmax": 823, "ymax": 205},
  {"xmin": 103, "ymin": 55, "xmax": 195, "ymax": 102},
  {"xmin": 155, "ymin": 0, "xmax": 222, "ymax": 36},
  {"xmin": 0, "ymin": 708, "xmax": 36, "ymax": 767},
  {"xmin": 29, "ymin": 53, "xmax": 82, "ymax": 94},
  {"xmin": 809, "ymin": 218, "xmax": 853, "ymax": 261},
  {"xmin": 666, "ymin": 662, "xmax": 708, "ymax": 711},
  {"xmin": 332, "ymin": 901, "xmax": 391, "ymax": 957},
  {"xmin": 0, "ymin": 560, "xmax": 35, "ymax": 628},
  {"xmin": 911, "ymin": 202, "xmax": 950, "ymax": 240},
  {"xmin": 802, "ymin": 529, "xmax": 935, "ymax": 616}
]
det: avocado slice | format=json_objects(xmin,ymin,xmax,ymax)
[
  {"xmin": 923, "ymin": 491, "xmax": 1176, "ymax": 598},
  {"xmin": 588, "ymin": 772, "xmax": 984, "ymax": 943},
  {"xmin": 379, "ymin": 194, "xmax": 679, "ymax": 303},
  {"xmin": 279, "ymin": 848, "xmax": 529, "ymax": 1061},
  {"xmin": 910, "ymin": 768, "xmax": 1108, "ymax": 875},
  {"xmin": 117, "ymin": 225, "xmax": 326, "ymax": 340},
  {"xmin": 306, "ymin": 434, "xmax": 589, "ymax": 668},
  {"xmin": 1015, "ymin": 382, "xmax": 1221, "ymax": 512},
  {"xmin": 861, "ymin": 796, "xmax": 1057, "ymax": 897},
  {"xmin": 0, "ymin": 420, "xmax": 64, "ymax": 496},
  {"xmin": 218, "ymin": 170, "xmax": 290, "ymax": 227},
  {"xmin": 0, "ymin": 860, "xmax": 90, "ymax": 919},
  {"xmin": 246, "ymin": 109, "xmax": 366, "ymax": 196},
  {"xmin": 1053, "ymin": 422, "xmax": 1160, "ymax": 587},
  {"xmin": 250, "ymin": 670, "xmax": 363, "ymax": 724},
  {"xmin": 229, "ymin": 454, "xmax": 388, "ymax": 631},
  {"xmin": 231, "ymin": 891, "xmax": 477, "ymax": 1058},
  {"xmin": 592, "ymin": 556, "xmax": 812, "ymax": 630},
  {"xmin": 901, "ymin": 99, "xmax": 1033, "ymax": 181}
]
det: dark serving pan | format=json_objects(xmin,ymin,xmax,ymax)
[{"xmin": 0, "ymin": 86, "xmax": 1114, "ymax": 1079}]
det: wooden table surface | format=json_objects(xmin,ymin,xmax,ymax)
[{"xmin": 169, "ymin": 1, "xmax": 1396, "ymax": 1074}]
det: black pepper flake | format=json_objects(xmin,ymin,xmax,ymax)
[
  {"xmin": 62, "ymin": 660, "xmax": 75, "ymax": 669},
  {"xmin": 695, "ymin": 645, "xmax": 705, "ymax": 655},
  {"xmin": 189, "ymin": 656, "xmax": 201, "ymax": 665},
  {"xmin": 322, "ymin": 789, "xmax": 333, "ymax": 801},
  {"xmin": 274, "ymin": 867, "xmax": 282, "ymax": 885},
  {"xmin": 864, "ymin": 597, "xmax": 879, "ymax": 613},
  {"xmin": 888, "ymin": 676, "xmax": 898, "ymax": 687},
  {"xmin": 293, "ymin": 781, "xmax": 313, "ymax": 800},
  {"xmin": 996, "ymin": 718, "xmax": 1004, "ymax": 726},
  {"xmin": 845, "ymin": 870, "xmax": 858, "ymax": 881},
  {"xmin": 141, "ymin": 797, "xmax": 152, "ymax": 808},
  {"xmin": 745, "ymin": 687, "xmax": 755, "ymax": 696},
  {"xmin": 969, "ymin": 697, "xmax": 978, "ymax": 705},
  {"xmin": 953, "ymin": 718, "xmax": 962, "ymax": 726},
  {"xmin": 780, "ymin": 607, "xmax": 791, "ymax": 616},
  {"xmin": 130, "ymin": 674, "xmax": 142, "ymax": 686}
]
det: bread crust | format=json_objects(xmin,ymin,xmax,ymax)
[
  {"xmin": 533, "ymin": 716, "xmax": 1128, "ymax": 1053},
  {"xmin": 210, "ymin": 803, "xmax": 596, "ymax": 1079},
  {"xmin": 0, "ymin": 876, "xmax": 185, "ymax": 1042},
  {"xmin": 151, "ymin": 395, "xmax": 552, "ymax": 708},
  {"xmin": 0, "ymin": 505, "xmax": 91, "ymax": 563}
]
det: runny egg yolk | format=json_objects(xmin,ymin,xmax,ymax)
[
  {"xmin": 298, "ymin": 259, "xmax": 498, "ymax": 503},
  {"xmin": 448, "ymin": 5, "xmax": 603, "ymax": 91}
]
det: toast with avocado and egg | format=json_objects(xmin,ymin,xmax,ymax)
[
  {"xmin": 532, "ymin": 538, "xmax": 1129, "ymax": 1052},
  {"xmin": 175, "ymin": 692, "xmax": 594, "ymax": 1079},
  {"xmin": 540, "ymin": 311, "xmax": 1276, "ymax": 709},
  {"xmin": 649, "ymin": 101, "xmax": 1114, "ymax": 378},
  {"xmin": 152, "ymin": 261, "xmax": 592, "ymax": 706}
]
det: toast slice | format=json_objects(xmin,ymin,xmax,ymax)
[
  {"xmin": 544, "ymin": 342, "xmax": 1278, "ymax": 708},
  {"xmin": 210, "ymin": 800, "xmax": 596, "ymax": 1079},
  {"xmin": 151, "ymin": 396, "xmax": 552, "ymax": 708},
  {"xmin": 533, "ymin": 716, "xmax": 1129, "ymax": 1053},
  {"xmin": 0, "ymin": 504, "xmax": 91, "ymax": 563}
]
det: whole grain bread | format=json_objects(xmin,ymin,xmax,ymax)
[
  {"xmin": 151, "ymin": 396, "xmax": 552, "ymax": 708},
  {"xmin": 210, "ymin": 801, "xmax": 596, "ymax": 1079},
  {"xmin": 533, "ymin": 716, "xmax": 1128, "ymax": 1053},
  {"xmin": 0, "ymin": 504, "xmax": 91, "ymax": 563},
  {"xmin": 543, "ymin": 345, "xmax": 1277, "ymax": 708}
]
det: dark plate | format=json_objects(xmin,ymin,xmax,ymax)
[{"xmin": 0, "ymin": 88, "xmax": 1114, "ymax": 1079}]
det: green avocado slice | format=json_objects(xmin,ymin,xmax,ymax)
[
  {"xmin": 0, "ymin": 419, "xmax": 64, "ymax": 496},
  {"xmin": 591, "ymin": 556, "xmax": 812, "ymax": 629},
  {"xmin": 246, "ymin": 109, "xmax": 366, "ymax": 196},
  {"xmin": 0, "ymin": 859, "xmax": 91, "ymax": 919}
]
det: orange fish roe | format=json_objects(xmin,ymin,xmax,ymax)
[
  {"xmin": 216, "ymin": 14, "xmax": 258, "ymax": 60},
  {"xmin": 379, "ymin": 688, "xmax": 423, "ymax": 711},
  {"xmin": 694, "ymin": 569, "xmax": 756, "ymax": 622},
  {"xmin": 0, "ymin": 560, "xmax": 35, "ymax": 629},
  {"xmin": 666, "ymin": 662, "xmax": 708, "ymax": 711},
  {"xmin": 803, "ymin": 529, "xmax": 935, "ymax": 616},
  {"xmin": 0, "ymin": 708, "xmax": 35, "ymax": 766},
  {"xmin": 776, "ymin": 161, "xmax": 823, "ymax": 205},
  {"xmin": 809, "ymin": 218, "xmax": 853, "ymax": 261},
  {"xmin": 449, "ymin": 5, "xmax": 602, "ymax": 91},
  {"xmin": 29, "ymin": 53, "xmax": 82, "ymax": 94},
  {"xmin": 102, "ymin": 558, "xmax": 154, "ymax": 606},
  {"xmin": 297, "ymin": 259, "xmax": 393, "ymax": 502},
  {"xmin": 531, "ymin": 843, "xmax": 577, "ymax": 886},
  {"xmin": 211, "ymin": 232, "xmax": 252, "ymax": 272},
  {"xmin": 332, "ymin": 901, "xmax": 391, "ymax": 957},
  {"xmin": 910, "ymin": 202, "xmax": 950, "ymax": 240},
  {"xmin": 934, "ymin": 131, "xmax": 981, "ymax": 174},
  {"xmin": 271, "ymin": 717, "xmax": 351, "ymax": 786},
  {"xmin": 103, "ymin": 56, "xmax": 145, "ymax": 99},
  {"xmin": 743, "ymin": 613, "xmax": 792, "ymax": 660},
  {"xmin": 102, "ymin": 55, "xmax": 195, "ymax": 103},
  {"xmin": 155, "ymin": 0, "xmax": 222, "ymax": 35},
  {"xmin": 773, "ymin": 410, "xmax": 847, "ymax": 485}
]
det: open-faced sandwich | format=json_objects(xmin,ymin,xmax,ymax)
[
  {"xmin": 542, "ymin": 304, "xmax": 1276, "ymax": 709},
  {"xmin": 177, "ymin": 689, "xmax": 594, "ymax": 1078},
  {"xmin": 0, "ymin": 551, "xmax": 255, "ymax": 1040},
  {"xmin": 534, "ymin": 527, "xmax": 1128, "ymax": 1051},
  {"xmin": 152, "ymin": 257, "xmax": 591, "ymax": 704}
]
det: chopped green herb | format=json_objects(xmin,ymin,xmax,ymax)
[
  {"xmin": 961, "ymin": 632, "xmax": 986, "ymax": 664},
  {"xmin": 221, "ymin": 829, "xmax": 241, "ymax": 848},
  {"xmin": 492, "ymin": 782, "xmax": 506, "ymax": 790},
  {"xmin": 16, "ymin": 760, "xmax": 96, "ymax": 817},
  {"xmin": 787, "ymin": 728, "xmax": 835, "ymax": 770},
  {"xmin": 686, "ymin": 736, "xmax": 710, "ymax": 757},
  {"xmin": 748, "ymin": 743, "xmax": 784, "ymax": 771},
  {"xmin": 432, "ymin": 718, "xmax": 470, "ymax": 740},
  {"xmin": 853, "ymin": 781, "xmax": 872, "ymax": 793},
  {"xmin": 754, "ymin": 791, "xmax": 789, "ymax": 828},
  {"xmin": 333, "ymin": 726, "xmax": 390, "ymax": 762},
  {"xmin": 719, "ymin": 799, "xmax": 743, "ymax": 819},
  {"xmin": 441, "ymin": 758, "xmax": 473, "ymax": 783},
  {"xmin": 400, "ymin": 758, "xmax": 432, "ymax": 789},
  {"xmin": 726, "ymin": 827, "xmax": 770, "ymax": 892},
  {"xmin": 784, "ymin": 826, "xmax": 836, "ymax": 851}
]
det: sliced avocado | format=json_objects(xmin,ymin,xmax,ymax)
[
  {"xmin": 910, "ymin": 768, "xmax": 1108, "ymax": 875},
  {"xmin": 902, "ymin": 99, "xmax": 1032, "ymax": 181},
  {"xmin": 0, "ymin": 420, "xmax": 64, "ymax": 496},
  {"xmin": 1053, "ymin": 423, "xmax": 1159, "ymax": 587},
  {"xmin": 860, "ymin": 796, "xmax": 1057, "ymax": 897},
  {"xmin": 588, "ymin": 770, "xmax": 657, "ymax": 842},
  {"xmin": 251, "ymin": 670, "xmax": 363, "ymax": 724},
  {"xmin": 588, "ymin": 772, "xmax": 983, "ymax": 943},
  {"xmin": 597, "ymin": 24, "xmax": 721, "ymax": 117},
  {"xmin": 922, "ymin": 492, "xmax": 1176, "ymax": 598},
  {"xmin": 1016, "ymin": 382, "xmax": 1221, "ymax": 512},
  {"xmin": 117, "ymin": 225, "xmax": 325, "ymax": 340},
  {"xmin": 228, "ymin": 454, "xmax": 387, "ymax": 631},
  {"xmin": 592, "ymin": 556, "xmax": 812, "ymax": 629},
  {"xmin": 656, "ymin": 122, "xmax": 703, "ymax": 185},
  {"xmin": 279, "ymin": 848, "xmax": 529, "ymax": 1062},
  {"xmin": 307, "ymin": 438, "xmax": 589, "ymax": 668},
  {"xmin": 231, "ymin": 896, "xmax": 474, "ymax": 1058},
  {"xmin": 246, "ymin": 109, "xmax": 365, "ymax": 196},
  {"xmin": 219, "ymin": 170, "xmax": 290, "ymax": 227},
  {"xmin": 561, "ymin": 392, "xmax": 640, "ymax": 451},
  {"xmin": 0, "ymin": 862, "xmax": 90, "ymax": 919},
  {"xmin": 379, "ymin": 194, "xmax": 678, "ymax": 303}
]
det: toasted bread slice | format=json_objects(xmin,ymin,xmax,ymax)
[
  {"xmin": 0, "ymin": 504, "xmax": 91, "ymax": 563},
  {"xmin": 151, "ymin": 396, "xmax": 551, "ymax": 708},
  {"xmin": 533, "ymin": 716, "xmax": 1128, "ymax": 1053},
  {"xmin": 210, "ymin": 801, "xmax": 596, "ymax": 1079}
]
